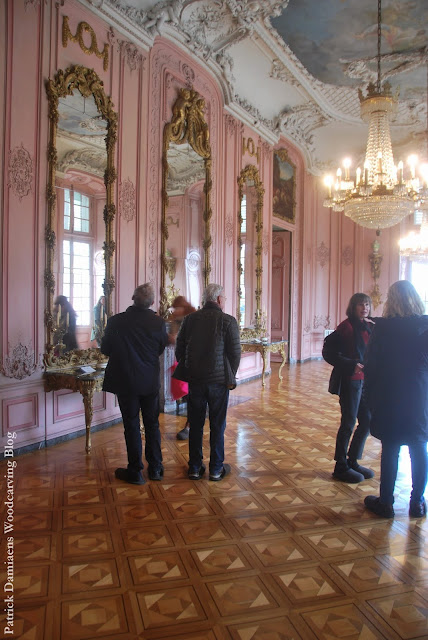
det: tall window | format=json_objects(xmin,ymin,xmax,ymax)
[
  {"xmin": 63, "ymin": 188, "xmax": 92, "ymax": 326},
  {"xmin": 239, "ymin": 194, "xmax": 247, "ymax": 326},
  {"xmin": 409, "ymin": 261, "xmax": 428, "ymax": 313}
]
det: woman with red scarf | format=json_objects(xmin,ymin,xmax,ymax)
[{"xmin": 323, "ymin": 293, "xmax": 374, "ymax": 483}]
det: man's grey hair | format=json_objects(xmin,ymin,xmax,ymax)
[
  {"xmin": 202, "ymin": 283, "xmax": 224, "ymax": 305},
  {"xmin": 132, "ymin": 283, "xmax": 154, "ymax": 309}
]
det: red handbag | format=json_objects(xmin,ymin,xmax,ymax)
[{"xmin": 170, "ymin": 361, "xmax": 188, "ymax": 400}]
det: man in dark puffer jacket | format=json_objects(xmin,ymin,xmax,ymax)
[{"xmin": 173, "ymin": 283, "xmax": 241, "ymax": 481}]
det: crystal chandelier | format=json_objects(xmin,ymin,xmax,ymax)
[{"xmin": 323, "ymin": 0, "xmax": 421, "ymax": 231}]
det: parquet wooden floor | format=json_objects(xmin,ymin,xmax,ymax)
[{"xmin": 1, "ymin": 361, "xmax": 427, "ymax": 639}]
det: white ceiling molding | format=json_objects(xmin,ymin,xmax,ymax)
[
  {"xmin": 57, "ymin": 148, "xmax": 107, "ymax": 177},
  {"xmin": 275, "ymin": 104, "xmax": 333, "ymax": 172}
]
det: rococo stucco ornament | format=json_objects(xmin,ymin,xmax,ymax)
[
  {"xmin": 119, "ymin": 178, "xmax": 136, "ymax": 222},
  {"xmin": 225, "ymin": 113, "xmax": 237, "ymax": 136},
  {"xmin": 270, "ymin": 58, "xmax": 298, "ymax": 86},
  {"xmin": 313, "ymin": 315, "xmax": 331, "ymax": 330},
  {"xmin": 108, "ymin": 27, "xmax": 145, "ymax": 72},
  {"xmin": 109, "ymin": 0, "xmax": 286, "ymax": 53},
  {"xmin": 225, "ymin": 213, "xmax": 234, "ymax": 246},
  {"xmin": 275, "ymin": 104, "xmax": 332, "ymax": 156},
  {"xmin": 24, "ymin": 0, "xmax": 47, "ymax": 8},
  {"xmin": 0, "ymin": 343, "xmax": 39, "ymax": 380},
  {"xmin": 315, "ymin": 241, "xmax": 330, "ymax": 269},
  {"xmin": 342, "ymin": 245, "xmax": 353, "ymax": 266},
  {"xmin": 8, "ymin": 144, "xmax": 33, "ymax": 200}
]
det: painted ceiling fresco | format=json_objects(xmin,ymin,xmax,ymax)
[
  {"xmin": 97, "ymin": 0, "xmax": 428, "ymax": 170},
  {"xmin": 272, "ymin": 0, "xmax": 428, "ymax": 103}
]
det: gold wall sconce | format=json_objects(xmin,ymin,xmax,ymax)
[{"xmin": 369, "ymin": 235, "xmax": 383, "ymax": 309}]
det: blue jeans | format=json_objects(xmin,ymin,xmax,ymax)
[
  {"xmin": 380, "ymin": 440, "xmax": 428, "ymax": 505},
  {"xmin": 188, "ymin": 383, "xmax": 229, "ymax": 476},
  {"xmin": 117, "ymin": 392, "xmax": 162, "ymax": 473},
  {"xmin": 335, "ymin": 379, "xmax": 371, "ymax": 469}
]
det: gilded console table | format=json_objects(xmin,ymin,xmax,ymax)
[
  {"xmin": 240, "ymin": 340, "xmax": 288, "ymax": 386},
  {"xmin": 44, "ymin": 370, "xmax": 105, "ymax": 453}
]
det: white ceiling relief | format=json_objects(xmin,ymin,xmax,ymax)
[
  {"xmin": 57, "ymin": 91, "xmax": 107, "ymax": 182},
  {"xmin": 167, "ymin": 142, "xmax": 205, "ymax": 195},
  {"xmin": 88, "ymin": 0, "xmax": 428, "ymax": 174}
]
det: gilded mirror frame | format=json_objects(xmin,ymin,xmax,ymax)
[
  {"xmin": 44, "ymin": 65, "xmax": 117, "ymax": 369},
  {"xmin": 160, "ymin": 87, "xmax": 212, "ymax": 317},
  {"xmin": 237, "ymin": 164, "xmax": 265, "ymax": 340}
]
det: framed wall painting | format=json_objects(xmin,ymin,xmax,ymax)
[{"xmin": 273, "ymin": 149, "xmax": 296, "ymax": 224}]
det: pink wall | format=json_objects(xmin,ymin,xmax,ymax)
[{"xmin": 0, "ymin": 0, "xmax": 402, "ymax": 451}]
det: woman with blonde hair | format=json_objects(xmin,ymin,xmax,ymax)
[{"xmin": 364, "ymin": 280, "xmax": 428, "ymax": 518}]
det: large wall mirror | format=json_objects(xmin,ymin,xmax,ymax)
[
  {"xmin": 237, "ymin": 165, "xmax": 265, "ymax": 340},
  {"xmin": 160, "ymin": 88, "xmax": 212, "ymax": 316},
  {"xmin": 44, "ymin": 65, "xmax": 117, "ymax": 369}
]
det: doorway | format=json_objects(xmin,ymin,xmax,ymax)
[{"xmin": 271, "ymin": 226, "xmax": 292, "ymax": 355}]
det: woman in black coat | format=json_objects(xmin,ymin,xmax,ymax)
[{"xmin": 364, "ymin": 280, "xmax": 428, "ymax": 519}]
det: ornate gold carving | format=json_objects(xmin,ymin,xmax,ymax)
[
  {"xmin": 43, "ymin": 369, "xmax": 105, "ymax": 452},
  {"xmin": 62, "ymin": 15, "xmax": 109, "ymax": 71},
  {"xmin": 160, "ymin": 88, "xmax": 212, "ymax": 316},
  {"xmin": 45, "ymin": 65, "xmax": 117, "ymax": 369},
  {"xmin": 369, "ymin": 236, "xmax": 383, "ymax": 309},
  {"xmin": 240, "ymin": 340, "xmax": 288, "ymax": 386},
  {"xmin": 43, "ymin": 345, "xmax": 106, "ymax": 369},
  {"xmin": 242, "ymin": 137, "xmax": 260, "ymax": 164},
  {"xmin": 237, "ymin": 165, "xmax": 265, "ymax": 337},
  {"xmin": 166, "ymin": 282, "xmax": 180, "ymax": 308}
]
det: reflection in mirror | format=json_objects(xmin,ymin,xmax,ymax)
[
  {"xmin": 45, "ymin": 66, "xmax": 117, "ymax": 369},
  {"xmin": 165, "ymin": 142, "xmax": 205, "ymax": 309},
  {"xmin": 237, "ymin": 165, "xmax": 264, "ymax": 340},
  {"xmin": 56, "ymin": 92, "xmax": 107, "ymax": 351},
  {"xmin": 160, "ymin": 88, "xmax": 211, "ymax": 316}
]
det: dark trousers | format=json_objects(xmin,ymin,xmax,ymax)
[
  {"xmin": 380, "ymin": 440, "xmax": 428, "ymax": 505},
  {"xmin": 335, "ymin": 378, "xmax": 371, "ymax": 469},
  {"xmin": 117, "ymin": 392, "xmax": 162, "ymax": 473},
  {"xmin": 188, "ymin": 383, "xmax": 229, "ymax": 476}
]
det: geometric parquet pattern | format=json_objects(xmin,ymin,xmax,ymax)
[{"xmin": 1, "ymin": 361, "xmax": 427, "ymax": 639}]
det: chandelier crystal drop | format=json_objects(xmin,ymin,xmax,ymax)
[{"xmin": 323, "ymin": 0, "xmax": 422, "ymax": 231}]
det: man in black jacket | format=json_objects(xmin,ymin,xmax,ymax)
[
  {"xmin": 101, "ymin": 284, "xmax": 169, "ymax": 484},
  {"xmin": 173, "ymin": 283, "xmax": 241, "ymax": 481}
]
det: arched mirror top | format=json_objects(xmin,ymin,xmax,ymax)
[
  {"xmin": 237, "ymin": 164, "xmax": 266, "ymax": 341},
  {"xmin": 160, "ymin": 87, "xmax": 212, "ymax": 317},
  {"xmin": 44, "ymin": 65, "xmax": 117, "ymax": 370}
]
